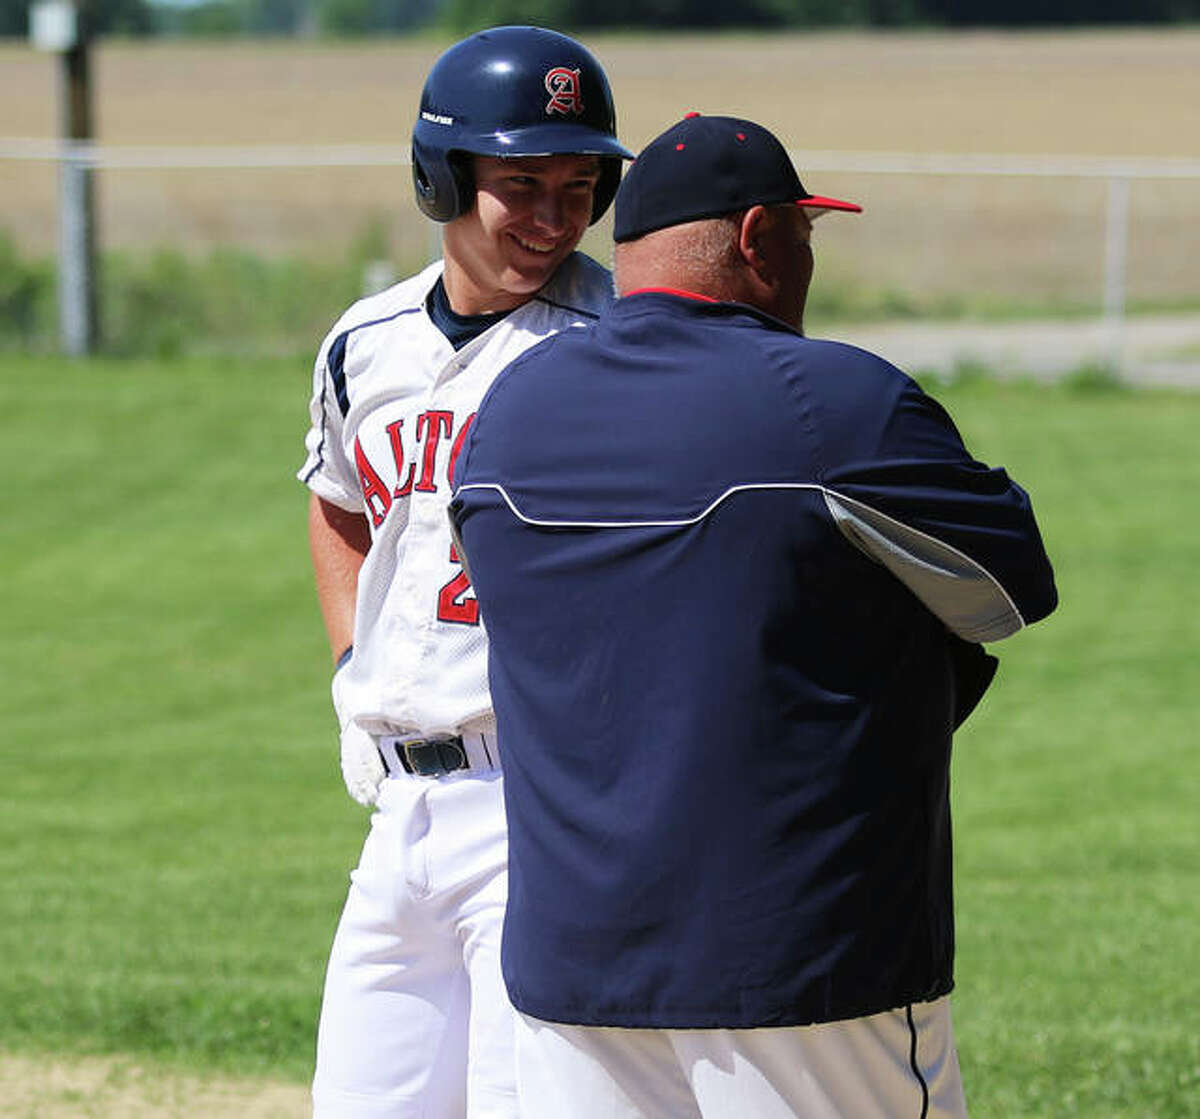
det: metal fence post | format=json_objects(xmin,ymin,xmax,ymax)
[
  {"xmin": 33, "ymin": 0, "xmax": 97, "ymax": 356},
  {"xmin": 58, "ymin": 140, "xmax": 97, "ymax": 356}
]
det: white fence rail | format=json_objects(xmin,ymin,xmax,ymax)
[
  {"xmin": 785, "ymin": 151, "xmax": 1200, "ymax": 327},
  {"xmin": 1, "ymin": 137, "xmax": 412, "ymax": 168},
  {"xmin": 7, "ymin": 137, "xmax": 1200, "ymax": 177},
  {"xmin": 4, "ymin": 139, "xmax": 1200, "ymax": 356}
]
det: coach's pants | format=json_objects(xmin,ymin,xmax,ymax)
[
  {"xmin": 515, "ymin": 996, "xmax": 968, "ymax": 1119},
  {"xmin": 312, "ymin": 771, "xmax": 515, "ymax": 1119}
]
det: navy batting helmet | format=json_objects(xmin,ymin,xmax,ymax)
[{"xmin": 412, "ymin": 26, "xmax": 632, "ymax": 225}]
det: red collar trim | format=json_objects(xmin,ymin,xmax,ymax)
[{"xmin": 623, "ymin": 287, "xmax": 719, "ymax": 303}]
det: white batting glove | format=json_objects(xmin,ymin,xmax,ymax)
[
  {"xmin": 331, "ymin": 658, "xmax": 385, "ymax": 808},
  {"xmin": 339, "ymin": 720, "xmax": 386, "ymax": 808}
]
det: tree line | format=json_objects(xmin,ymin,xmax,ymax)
[{"xmin": 3, "ymin": 0, "xmax": 1198, "ymax": 39}]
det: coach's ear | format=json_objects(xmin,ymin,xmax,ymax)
[
  {"xmin": 736, "ymin": 205, "xmax": 787, "ymax": 319},
  {"xmin": 737, "ymin": 205, "xmax": 771, "ymax": 277}
]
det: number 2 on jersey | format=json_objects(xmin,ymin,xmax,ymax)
[{"xmin": 437, "ymin": 544, "xmax": 479, "ymax": 625}]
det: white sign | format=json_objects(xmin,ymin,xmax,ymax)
[{"xmin": 30, "ymin": 0, "xmax": 78, "ymax": 51}]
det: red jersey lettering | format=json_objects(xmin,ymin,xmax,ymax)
[
  {"xmin": 355, "ymin": 437, "xmax": 392, "ymax": 528},
  {"xmin": 448, "ymin": 412, "xmax": 476, "ymax": 489},
  {"xmin": 386, "ymin": 419, "xmax": 417, "ymax": 498},
  {"xmin": 415, "ymin": 411, "xmax": 453, "ymax": 493},
  {"xmin": 437, "ymin": 543, "xmax": 479, "ymax": 625}
]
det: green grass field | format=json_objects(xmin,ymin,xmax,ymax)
[{"xmin": 1, "ymin": 354, "xmax": 1197, "ymax": 1116}]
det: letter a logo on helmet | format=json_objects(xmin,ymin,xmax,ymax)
[{"xmin": 544, "ymin": 67, "xmax": 584, "ymax": 117}]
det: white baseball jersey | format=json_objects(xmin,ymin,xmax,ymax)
[{"xmin": 298, "ymin": 251, "xmax": 615, "ymax": 737}]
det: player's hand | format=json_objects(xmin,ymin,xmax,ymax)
[
  {"xmin": 339, "ymin": 720, "xmax": 386, "ymax": 807},
  {"xmin": 332, "ymin": 657, "xmax": 385, "ymax": 807}
]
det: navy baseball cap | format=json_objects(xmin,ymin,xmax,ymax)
[{"xmin": 613, "ymin": 113, "xmax": 861, "ymax": 243}]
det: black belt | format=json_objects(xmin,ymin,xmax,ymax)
[{"xmin": 379, "ymin": 735, "xmax": 469, "ymax": 778}]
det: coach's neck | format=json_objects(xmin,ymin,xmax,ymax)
[{"xmin": 613, "ymin": 205, "xmax": 808, "ymax": 331}]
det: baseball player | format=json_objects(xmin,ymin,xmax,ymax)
[
  {"xmin": 450, "ymin": 114, "xmax": 1058, "ymax": 1118},
  {"xmin": 297, "ymin": 27, "xmax": 631, "ymax": 1118}
]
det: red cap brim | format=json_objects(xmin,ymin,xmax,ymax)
[{"xmin": 797, "ymin": 195, "xmax": 862, "ymax": 217}]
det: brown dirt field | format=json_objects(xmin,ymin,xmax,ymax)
[
  {"xmin": 5, "ymin": 28, "xmax": 1199, "ymax": 153},
  {"xmin": 0, "ymin": 1054, "xmax": 308, "ymax": 1118},
  {"xmin": 2, "ymin": 29, "xmax": 1199, "ymax": 296}
]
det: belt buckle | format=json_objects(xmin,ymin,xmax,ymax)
[{"xmin": 402, "ymin": 735, "xmax": 467, "ymax": 777}]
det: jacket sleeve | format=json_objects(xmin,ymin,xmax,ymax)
[{"xmin": 819, "ymin": 377, "xmax": 1057, "ymax": 643}]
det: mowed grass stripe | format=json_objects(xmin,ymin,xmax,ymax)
[
  {"xmin": 0, "ymin": 356, "xmax": 1196, "ymax": 1115},
  {"xmin": 0, "ymin": 355, "xmax": 360, "ymax": 1080}
]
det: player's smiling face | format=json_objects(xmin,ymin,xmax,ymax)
[{"xmin": 441, "ymin": 154, "xmax": 601, "ymax": 315}]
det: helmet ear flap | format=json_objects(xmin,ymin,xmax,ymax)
[
  {"xmin": 448, "ymin": 154, "xmax": 475, "ymax": 220},
  {"xmin": 412, "ymin": 140, "xmax": 475, "ymax": 223},
  {"xmin": 590, "ymin": 158, "xmax": 624, "ymax": 225}
]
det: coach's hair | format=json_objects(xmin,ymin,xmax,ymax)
[{"xmin": 612, "ymin": 213, "xmax": 743, "ymax": 298}]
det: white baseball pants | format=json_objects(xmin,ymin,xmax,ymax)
[
  {"xmin": 312, "ymin": 770, "xmax": 515, "ymax": 1119},
  {"xmin": 515, "ymin": 996, "xmax": 967, "ymax": 1119}
]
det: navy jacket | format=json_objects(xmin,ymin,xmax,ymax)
[{"xmin": 451, "ymin": 291, "xmax": 1057, "ymax": 1029}]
